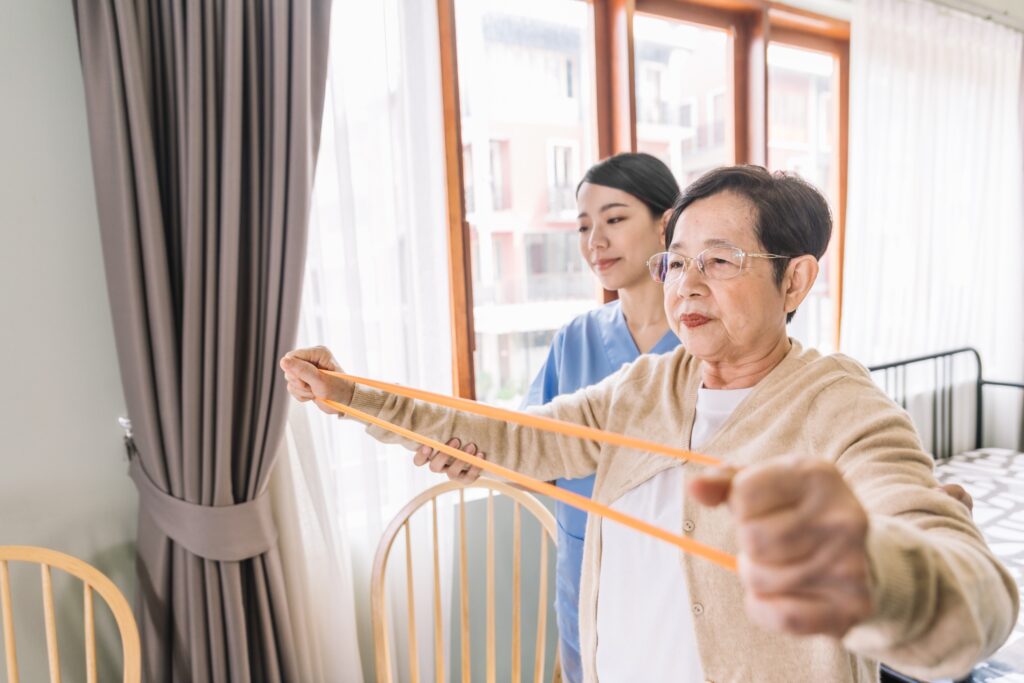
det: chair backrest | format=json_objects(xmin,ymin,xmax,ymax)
[
  {"xmin": 0, "ymin": 545, "xmax": 141, "ymax": 683},
  {"xmin": 371, "ymin": 480, "xmax": 560, "ymax": 683}
]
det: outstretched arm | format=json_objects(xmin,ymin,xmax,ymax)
[{"xmin": 280, "ymin": 346, "xmax": 613, "ymax": 482}]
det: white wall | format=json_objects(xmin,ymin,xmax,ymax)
[{"xmin": 0, "ymin": 0, "xmax": 137, "ymax": 678}]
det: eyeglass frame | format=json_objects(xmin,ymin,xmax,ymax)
[{"xmin": 646, "ymin": 246, "xmax": 791, "ymax": 284}]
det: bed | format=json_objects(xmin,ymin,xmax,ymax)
[{"xmin": 867, "ymin": 348, "xmax": 1024, "ymax": 682}]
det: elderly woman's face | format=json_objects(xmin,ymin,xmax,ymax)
[{"xmin": 664, "ymin": 191, "xmax": 790, "ymax": 364}]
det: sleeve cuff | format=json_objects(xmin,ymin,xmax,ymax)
[
  {"xmin": 345, "ymin": 384, "xmax": 389, "ymax": 416},
  {"xmin": 842, "ymin": 514, "xmax": 923, "ymax": 653}
]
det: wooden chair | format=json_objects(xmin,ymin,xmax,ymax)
[
  {"xmin": 371, "ymin": 480, "xmax": 561, "ymax": 683},
  {"xmin": 0, "ymin": 545, "xmax": 141, "ymax": 683}
]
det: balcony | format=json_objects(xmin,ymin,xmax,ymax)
[
  {"xmin": 638, "ymin": 100, "xmax": 694, "ymax": 127},
  {"xmin": 547, "ymin": 185, "xmax": 576, "ymax": 214},
  {"xmin": 525, "ymin": 271, "xmax": 595, "ymax": 301},
  {"xmin": 474, "ymin": 271, "xmax": 596, "ymax": 306}
]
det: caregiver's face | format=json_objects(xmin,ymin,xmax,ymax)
[
  {"xmin": 577, "ymin": 182, "xmax": 665, "ymax": 292},
  {"xmin": 663, "ymin": 191, "xmax": 790, "ymax": 365}
]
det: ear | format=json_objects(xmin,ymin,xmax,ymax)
[
  {"xmin": 782, "ymin": 255, "xmax": 819, "ymax": 315},
  {"xmin": 659, "ymin": 208, "xmax": 672, "ymax": 245}
]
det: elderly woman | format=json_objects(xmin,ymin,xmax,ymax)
[{"xmin": 281, "ymin": 166, "xmax": 1017, "ymax": 682}]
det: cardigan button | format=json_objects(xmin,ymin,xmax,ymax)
[
  {"xmin": 683, "ymin": 519, "xmax": 696, "ymax": 532},
  {"xmin": 692, "ymin": 602, "xmax": 704, "ymax": 616}
]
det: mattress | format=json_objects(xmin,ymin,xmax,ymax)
[{"xmin": 935, "ymin": 448, "xmax": 1024, "ymax": 681}]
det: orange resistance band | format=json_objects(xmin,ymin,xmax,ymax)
[
  {"xmin": 318, "ymin": 374, "xmax": 737, "ymax": 573},
  {"xmin": 319, "ymin": 397, "xmax": 737, "ymax": 572},
  {"xmin": 324, "ymin": 371, "xmax": 723, "ymax": 467}
]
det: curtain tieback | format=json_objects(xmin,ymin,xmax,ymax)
[{"xmin": 128, "ymin": 455, "xmax": 278, "ymax": 562}]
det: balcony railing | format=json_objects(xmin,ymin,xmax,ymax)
[
  {"xmin": 526, "ymin": 271, "xmax": 594, "ymax": 301},
  {"xmin": 474, "ymin": 272, "xmax": 595, "ymax": 305},
  {"xmin": 638, "ymin": 100, "xmax": 693, "ymax": 127},
  {"xmin": 547, "ymin": 185, "xmax": 576, "ymax": 214}
]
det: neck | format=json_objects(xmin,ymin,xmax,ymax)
[
  {"xmin": 700, "ymin": 334, "xmax": 792, "ymax": 390},
  {"xmin": 617, "ymin": 278, "xmax": 666, "ymax": 330}
]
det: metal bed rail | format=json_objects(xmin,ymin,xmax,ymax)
[{"xmin": 868, "ymin": 347, "xmax": 1024, "ymax": 459}]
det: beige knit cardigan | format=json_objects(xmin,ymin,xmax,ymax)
[{"xmin": 347, "ymin": 341, "xmax": 1018, "ymax": 682}]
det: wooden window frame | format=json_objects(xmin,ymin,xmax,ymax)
[
  {"xmin": 436, "ymin": 0, "xmax": 476, "ymax": 398},
  {"xmin": 435, "ymin": 0, "xmax": 849, "ymax": 398},
  {"xmin": 763, "ymin": 18, "xmax": 849, "ymax": 347}
]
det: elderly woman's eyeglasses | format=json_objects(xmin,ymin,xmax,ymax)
[{"xmin": 647, "ymin": 247, "xmax": 789, "ymax": 284}]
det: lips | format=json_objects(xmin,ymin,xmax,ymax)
[
  {"xmin": 593, "ymin": 258, "xmax": 620, "ymax": 272},
  {"xmin": 679, "ymin": 313, "xmax": 711, "ymax": 328}
]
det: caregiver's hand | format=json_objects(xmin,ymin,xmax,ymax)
[
  {"xmin": 938, "ymin": 483, "xmax": 973, "ymax": 512},
  {"xmin": 413, "ymin": 438, "xmax": 487, "ymax": 483},
  {"xmin": 279, "ymin": 346, "xmax": 354, "ymax": 415},
  {"xmin": 689, "ymin": 457, "xmax": 872, "ymax": 639}
]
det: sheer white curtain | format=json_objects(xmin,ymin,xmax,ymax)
[
  {"xmin": 841, "ymin": 0, "xmax": 1024, "ymax": 447},
  {"xmin": 269, "ymin": 0, "xmax": 457, "ymax": 680}
]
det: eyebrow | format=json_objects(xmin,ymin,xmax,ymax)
[
  {"xmin": 668, "ymin": 237, "xmax": 736, "ymax": 251},
  {"xmin": 578, "ymin": 202, "xmax": 631, "ymax": 219}
]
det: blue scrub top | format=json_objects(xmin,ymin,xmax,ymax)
[{"xmin": 522, "ymin": 300, "xmax": 679, "ymax": 682}]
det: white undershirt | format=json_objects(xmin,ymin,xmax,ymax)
[{"xmin": 596, "ymin": 385, "xmax": 753, "ymax": 682}]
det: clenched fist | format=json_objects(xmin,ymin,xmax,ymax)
[
  {"xmin": 689, "ymin": 457, "xmax": 873, "ymax": 638},
  {"xmin": 279, "ymin": 346, "xmax": 355, "ymax": 414}
]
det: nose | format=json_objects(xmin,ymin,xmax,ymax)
[
  {"xmin": 588, "ymin": 222, "xmax": 609, "ymax": 251},
  {"xmin": 671, "ymin": 259, "xmax": 706, "ymax": 298}
]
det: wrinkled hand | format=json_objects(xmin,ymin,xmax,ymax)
[
  {"xmin": 413, "ymin": 438, "xmax": 487, "ymax": 483},
  {"xmin": 938, "ymin": 483, "xmax": 973, "ymax": 512},
  {"xmin": 689, "ymin": 457, "xmax": 872, "ymax": 638},
  {"xmin": 279, "ymin": 346, "xmax": 355, "ymax": 415}
]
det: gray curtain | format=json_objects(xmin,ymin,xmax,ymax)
[{"xmin": 72, "ymin": 1, "xmax": 331, "ymax": 680}]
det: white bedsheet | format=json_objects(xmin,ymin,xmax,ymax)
[{"xmin": 935, "ymin": 448, "xmax": 1024, "ymax": 681}]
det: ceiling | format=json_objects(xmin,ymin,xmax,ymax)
[
  {"xmin": 933, "ymin": 0, "xmax": 1024, "ymax": 31},
  {"xmin": 781, "ymin": 0, "xmax": 1024, "ymax": 32}
]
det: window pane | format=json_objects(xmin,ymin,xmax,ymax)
[
  {"xmin": 634, "ymin": 14, "xmax": 734, "ymax": 186},
  {"xmin": 767, "ymin": 42, "xmax": 840, "ymax": 352},
  {"xmin": 455, "ymin": 0, "xmax": 599, "ymax": 407}
]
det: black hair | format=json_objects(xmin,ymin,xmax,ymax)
[
  {"xmin": 667, "ymin": 165, "xmax": 833, "ymax": 323},
  {"xmin": 577, "ymin": 153, "xmax": 680, "ymax": 242}
]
